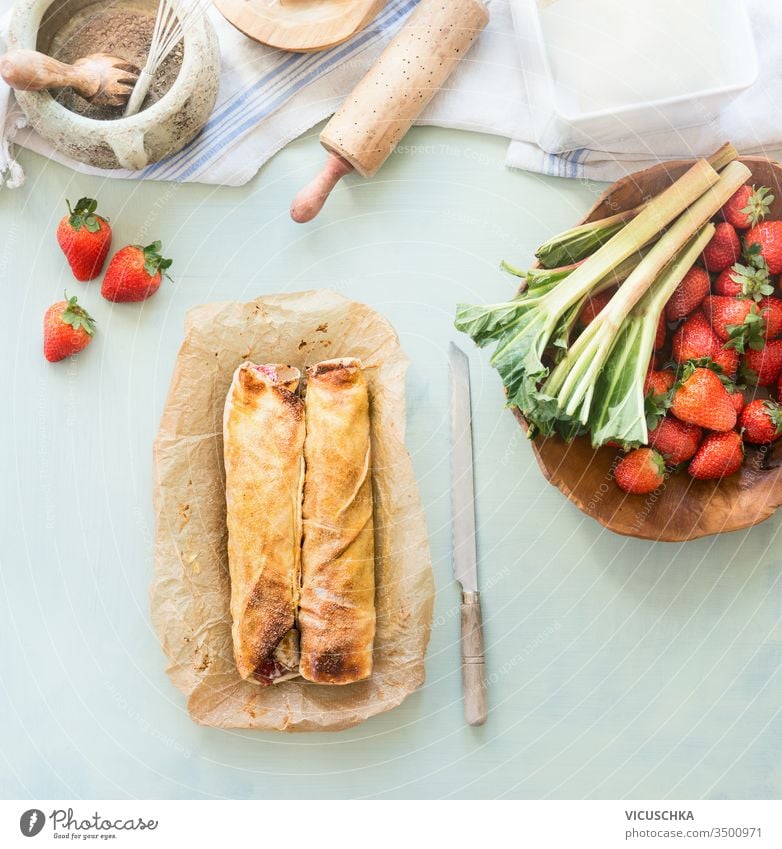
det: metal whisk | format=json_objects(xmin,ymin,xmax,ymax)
[{"xmin": 124, "ymin": 0, "xmax": 211, "ymax": 117}]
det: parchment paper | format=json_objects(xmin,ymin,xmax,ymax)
[{"xmin": 151, "ymin": 290, "xmax": 435, "ymax": 732}]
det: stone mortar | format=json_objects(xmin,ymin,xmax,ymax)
[{"xmin": 7, "ymin": 0, "xmax": 220, "ymax": 170}]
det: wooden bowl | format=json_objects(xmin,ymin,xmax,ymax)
[{"xmin": 516, "ymin": 156, "xmax": 782, "ymax": 542}]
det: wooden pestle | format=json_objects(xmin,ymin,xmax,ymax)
[
  {"xmin": 290, "ymin": 0, "xmax": 489, "ymax": 223},
  {"xmin": 0, "ymin": 49, "xmax": 139, "ymax": 107}
]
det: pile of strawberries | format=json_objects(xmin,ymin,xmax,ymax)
[
  {"xmin": 44, "ymin": 197, "xmax": 172, "ymax": 362},
  {"xmin": 583, "ymin": 182, "xmax": 782, "ymax": 495}
]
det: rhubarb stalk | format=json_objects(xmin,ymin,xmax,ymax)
[
  {"xmin": 534, "ymin": 142, "xmax": 738, "ymax": 270},
  {"xmin": 588, "ymin": 225, "xmax": 716, "ymax": 447},
  {"xmin": 542, "ymin": 161, "xmax": 751, "ymax": 425},
  {"xmin": 461, "ymin": 158, "xmax": 723, "ymax": 408}
]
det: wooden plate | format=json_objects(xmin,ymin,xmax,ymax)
[
  {"xmin": 517, "ymin": 156, "xmax": 782, "ymax": 542},
  {"xmin": 214, "ymin": 0, "xmax": 387, "ymax": 53}
]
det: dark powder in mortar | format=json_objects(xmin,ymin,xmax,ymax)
[{"xmin": 48, "ymin": 3, "xmax": 184, "ymax": 120}]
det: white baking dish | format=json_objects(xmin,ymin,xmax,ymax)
[{"xmin": 511, "ymin": 0, "xmax": 758, "ymax": 154}]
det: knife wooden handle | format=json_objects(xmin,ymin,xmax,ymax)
[{"xmin": 461, "ymin": 591, "xmax": 487, "ymax": 726}]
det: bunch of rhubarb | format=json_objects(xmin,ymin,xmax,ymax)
[{"xmin": 456, "ymin": 144, "xmax": 782, "ymax": 494}]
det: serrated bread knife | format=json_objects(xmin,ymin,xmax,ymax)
[{"xmin": 449, "ymin": 342, "xmax": 487, "ymax": 727}]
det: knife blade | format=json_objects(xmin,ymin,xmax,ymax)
[
  {"xmin": 449, "ymin": 342, "xmax": 479, "ymax": 592},
  {"xmin": 449, "ymin": 342, "xmax": 487, "ymax": 726}
]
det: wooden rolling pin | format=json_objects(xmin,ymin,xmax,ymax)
[{"xmin": 290, "ymin": 0, "xmax": 489, "ymax": 223}]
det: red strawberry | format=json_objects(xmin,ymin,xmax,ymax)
[
  {"xmin": 711, "ymin": 346, "xmax": 739, "ymax": 378},
  {"xmin": 615, "ymin": 448, "xmax": 666, "ymax": 495},
  {"xmin": 688, "ymin": 431, "xmax": 744, "ymax": 480},
  {"xmin": 43, "ymin": 292, "xmax": 95, "ymax": 362},
  {"xmin": 647, "ymin": 415, "xmax": 702, "ymax": 465},
  {"xmin": 777, "ymin": 372, "xmax": 782, "ymax": 401},
  {"xmin": 665, "ymin": 266, "xmax": 710, "ymax": 321},
  {"xmin": 745, "ymin": 220, "xmax": 782, "ymax": 275},
  {"xmin": 714, "ymin": 268, "xmax": 741, "ymax": 297},
  {"xmin": 578, "ymin": 287, "xmax": 616, "ymax": 328},
  {"xmin": 644, "ymin": 369, "xmax": 676, "ymax": 397},
  {"xmin": 741, "ymin": 339, "xmax": 782, "ymax": 387},
  {"xmin": 727, "ymin": 387, "xmax": 746, "ymax": 415},
  {"xmin": 701, "ymin": 295, "xmax": 754, "ymax": 343},
  {"xmin": 713, "ymin": 260, "xmax": 773, "ymax": 300},
  {"xmin": 672, "ymin": 312, "xmax": 721, "ymax": 362},
  {"xmin": 102, "ymin": 240, "xmax": 173, "ymax": 303},
  {"xmin": 702, "ymin": 222, "xmax": 741, "ymax": 272},
  {"xmin": 701, "ymin": 296, "xmax": 770, "ymax": 356},
  {"xmin": 720, "ymin": 184, "xmax": 774, "ymax": 230},
  {"xmin": 670, "ymin": 367, "xmax": 737, "ymax": 431},
  {"xmin": 671, "ymin": 312, "xmax": 738, "ymax": 376},
  {"xmin": 739, "ymin": 399, "xmax": 782, "ymax": 444},
  {"xmin": 56, "ymin": 197, "xmax": 112, "ymax": 282},
  {"xmin": 758, "ymin": 296, "xmax": 782, "ymax": 338},
  {"xmin": 654, "ymin": 313, "xmax": 666, "ymax": 350}
]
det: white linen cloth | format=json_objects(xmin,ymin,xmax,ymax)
[
  {"xmin": 0, "ymin": 0, "xmax": 780, "ymax": 188},
  {"xmin": 506, "ymin": 0, "xmax": 782, "ymax": 180}
]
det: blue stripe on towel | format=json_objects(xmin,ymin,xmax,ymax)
[
  {"xmin": 568, "ymin": 149, "xmax": 578, "ymax": 178},
  {"xmin": 142, "ymin": 0, "xmax": 419, "ymax": 182},
  {"xmin": 150, "ymin": 0, "xmax": 416, "ymax": 179},
  {"xmin": 573, "ymin": 147, "xmax": 587, "ymax": 177}
]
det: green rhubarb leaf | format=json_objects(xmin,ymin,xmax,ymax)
[
  {"xmin": 455, "ymin": 298, "xmax": 531, "ymax": 348},
  {"xmin": 489, "ymin": 309, "xmax": 560, "ymax": 408},
  {"xmin": 587, "ymin": 227, "xmax": 716, "ymax": 446},
  {"xmin": 498, "ymin": 261, "xmax": 580, "ymax": 298},
  {"xmin": 456, "ymin": 294, "xmax": 561, "ymax": 412},
  {"xmin": 515, "ymin": 383, "xmax": 559, "ymax": 436},
  {"xmin": 524, "ymin": 264, "xmax": 578, "ymax": 292},
  {"xmin": 589, "ymin": 314, "xmax": 651, "ymax": 447},
  {"xmin": 555, "ymin": 416, "xmax": 588, "ymax": 442},
  {"xmin": 535, "ymin": 218, "xmax": 628, "ymax": 269},
  {"xmin": 551, "ymin": 298, "xmax": 587, "ymax": 355}
]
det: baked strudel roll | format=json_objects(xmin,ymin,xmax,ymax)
[
  {"xmin": 299, "ymin": 358, "xmax": 376, "ymax": 684},
  {"xmin": 223, "ymin": 362, "xmax": 305, "ymax": 684}
]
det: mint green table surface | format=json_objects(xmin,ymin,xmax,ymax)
[{"xmin": 1, "ymin": 127, "xmax": 780, "ymax": 800}]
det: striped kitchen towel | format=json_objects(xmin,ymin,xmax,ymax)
[{"xmin": 0, "ymin": 0, "xmax": 524, "ymax": 187}]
